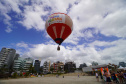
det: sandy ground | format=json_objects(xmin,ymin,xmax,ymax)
[{"xmin": 0, "ymin": 76, "xmax": 104, "ymax": 84}]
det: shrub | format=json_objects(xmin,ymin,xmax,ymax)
[
  {"xmin": 24, "ymin": 72, "xmax": 29, "ymax": 77},
  {"xmin": 20, "ymin": 73, "xmax": 23, "ymax": 77},
  {"xmin": 12, "ymin": 72, "xmax": 18, "ymax": 78}
]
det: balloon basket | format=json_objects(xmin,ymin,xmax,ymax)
[{"xmin": 57, "ymin": 45, "xmax": 60, "ymax": 51}]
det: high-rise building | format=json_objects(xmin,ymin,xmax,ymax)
[
  {"xmin": 51, "ymin": 61, "xmax": 64, "ymax": 73},
  {"xmin": 23, "ymin": 57, "xmax": 33, "ymax": 72},
  {"xmin": 13, "ymin": 57, "xmax": 33, "ymax": 72},
  {"xmin": 43, "ymin": 60, "xmax": 50, "ymax": 74},
  {"xmin": 14, "ymin": 54, "xmax": 20, "ymax": 60},
  {"xmin": 125, "ymin": 63, "xmax": 126, "ymax": 67},
  {"xmin": 34, "ymin": 60, "xmax": 41, "ymax": 73},
  {"xmin": 13, "ymin": 57, "xmax": 25, "ymax": 71},
  {"xmin": 119, "ymin": 62, "xmax": 125, "ymax": 67},
  {"xmin": 39, "ymin": 66, "xmax": 43, "ymax": 74},
  {"xmin": 0, "ymin": 48, "xmax": 16, "ymax": 69},
  {"xmin": 64, "ymin": 61, "xmax": 76, "ymax": 73}
]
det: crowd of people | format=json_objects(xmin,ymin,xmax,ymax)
[{"xmin": 96, "ymin": 70, "xmax": 126, "ymax": 84}]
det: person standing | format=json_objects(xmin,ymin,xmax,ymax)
[
  {"xmin": 78, "ymin": 74, "xmax": 80, "ymax": 78},
  {"xmin": 123, "ymin": 72, "xmax": 126, "ymax": 83},
  {"xmin": 104, "ymin": 71, "xmax": 112, "ymax": 84},
  {"xmin": 111, "ymin": 71, "xmax": 118, "ymax": 83},
  {"xmin": 96, "ymin": 72, "xmax": 99, "ymax": 82},
  {"xmin": 117, "ymin": 71, "xmax": 124, "ymax": 84},
  {"xmin": 99, "ymin": 72, "xmax": 103, "ymax": 80}
]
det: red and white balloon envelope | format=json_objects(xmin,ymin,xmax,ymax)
[{"xmin": 45, "ymin": 13, "xmax": 73, "ymax": 51}]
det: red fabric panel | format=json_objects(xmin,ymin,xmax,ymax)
[
  {"xmin": 47, "ymin": 25, "xmax": 56, "ymax": 40},
  {"xmin": 56, "ymin": 40, "xmax": 61, "ymax": 44},
  {"xmin": 56, "ymin": 24, "xmax": 62, "ymax": 38},
  {"xmin": 47, "ymin": 23, "xmax": 72, "ymax": 44},
  {"xmin": 61, "ymin": 25, "xmax": 71, "ymax": 40}
]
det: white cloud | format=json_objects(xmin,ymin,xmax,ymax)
[
  {"xmin": 89, "ymin": 39, "xmax": 126, "ymax": 64},
  {"xmin": 19, "ymin": 4, "xmax": 48, "ymax": 31},
  {"xmin": 99, "ymin": 9, "xmax": 126, "ymax": 37},
  {"xmin": 1, "ymin": 0, "xmax": 126, "ymax": 66},
  {"xmin": 16, "ymin": 49, "xmax": 23, "ymax": 55},
  {"xmin": 5, "ymin": 27, "xmax": 12, "ymax": 33},
  {"xmin": 89, "ymin": 40, "xmax": 115, "ymax": 47},
  {"xmin": 18, "ymin": 42, "xmax": 90, "ymax": 67},
  {"xmin": 16, "ymin": 42, "xmax": 28, "ymax": 48},
  {"xmin": 18, "ymin": 38, "xmax": 126, "ymax": 67},
  {"xmin": 1, "ymin": 0, "xmax": 126, "ymax": 42},
  {"xmin": 0, "ymin": 0, "xmax": 31, "ymax": 33},
  {"xmin": 66, "ymin": 0, "xmax": 126, "ymax": 44},
  {"xmin": 16, "ymin": 43, "xmax": 101, "ymax": 67}
]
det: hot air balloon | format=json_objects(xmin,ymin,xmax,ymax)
[{"xmin": 45, "ymin": 13, "xmax": 73, "ymax": 51}]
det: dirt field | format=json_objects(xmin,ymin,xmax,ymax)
[{"xmin": 0, "ymin": 76, "xmax": 104, "ymax": 84}]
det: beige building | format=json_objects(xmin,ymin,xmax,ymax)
[
  {"xmin": 43, "ymin": 60, "xmax": 50, "ymax": 74},
  {"xmin": 51, "ymin": 61, "xmax": 64, "ymax": 73}
]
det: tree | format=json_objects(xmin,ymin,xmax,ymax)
[
  {"xmin": 24, "ymin": 72, "xmax": 29, "ymax": 77},
  {"xmin": 65, "ymin": 69, "xmax": 68, "ymax": 73},
  {"xmin": 39, "ymin": 67, "xmax": 43, "ymax": 74},
  {"xmin": 92, "ymin": 61, "xmax": 98, "ymax": 66},
  {"xmin": 0, "ymin": 64, "xmax": 8, "ymax": 74},
  {"xmin": 29, "ymin": 64, "xmax": 35, "ymax": 73},
  {"xmin": 20, "ymin": 73, "xmax": 23, "ymax": 77},
  {"xmin": 19, "ymin": 67, "xmax": 23, "ymax": 72},
  {"xmin": 12, "ymin": 72, "xmax": 18, "ymax": 78},
  {"xmin": 58, "ymin": 66, "xmax": 62, "ymax": 73},
  {"xmin": 79, "ymin": 63, "xmax": 87, "ymax": 69},
  {"xmin": 50, "ymin": 68, "xmax": 54, "ymax": 73}
]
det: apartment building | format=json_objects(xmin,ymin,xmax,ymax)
[
  {"xmin": 23, "ymin": 57, "xmax": 33, "ymax": 72},
  {"xmin": 43, "ymin": 60, "xmax": 50, "ymax": 74},
  {"xmin": 51, "ymin": 61, "xmax": 64, "ymax": 73},
  {"xmin": 34, "ymin": 60, "xmax": 41, "ymax": 73},
  {"xmin": 0, "ymin": 48, "xmax": 16, "ymax": 69},
  {"xmin": 64, "ymin": 61, "xmax": 76, "ymax": 73},
  {"xmin": 13, "ymin": 57, "xmax": 25, "ymax": 71}
]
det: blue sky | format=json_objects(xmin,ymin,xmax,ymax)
[{"xmin": 0, "ymin": 0, "xmax": 126, "ymax": 67}]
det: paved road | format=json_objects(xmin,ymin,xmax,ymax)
[{"xmin": 0, "ymin": 76, "xmax": 104, "ymax": 84}]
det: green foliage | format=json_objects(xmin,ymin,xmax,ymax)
[
  {"xmin": 20, "ymin": 73, "xmax": 23, "ymax": 77},
  {"xmin": 40, "ymin": 74, "xmax": 43, "ymax": 76},
  {"xmin": 29, "ymin": 64, "xmax": 36, "ymax": 73},
  {"xmin": 77, "ymin": 68, "xmax": 81, "ymax": 70},
  {"xmin": 50, "ymin": 68, "xmax": 54, "ymax": 73},
  {"xmin": 57, "ymin": 73, "xmax": 62, "ymax": 75},
  {"xmin": 24, "ymin": 72, "xmax": 29, "ymax": 77},
  {"xmin": 39, "ymin": 68, "xmax": 43, "ymax": 73},
  {"xmin": 65, "ymin": 70, "xmax": 68, "ymax": 73},
  {"xmin": 12, "ymin": 72, "xmax": 18, "ymax": 78},
  {"xmin": 0, "ymin": 64, "xmax": 8, "ymax": 74}
]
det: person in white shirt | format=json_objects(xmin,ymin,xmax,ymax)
[{"xmin": 96, "ymin": 72, "xmax": 99, "ymax": 82}]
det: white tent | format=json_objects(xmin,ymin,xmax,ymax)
[
  {"xmin": 82, "ymin": 67, "xmax": 93, "ymax": 72},
  {"xmin": 118, "ymin": 66, "xmax": 126, "ymax": 70}
]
